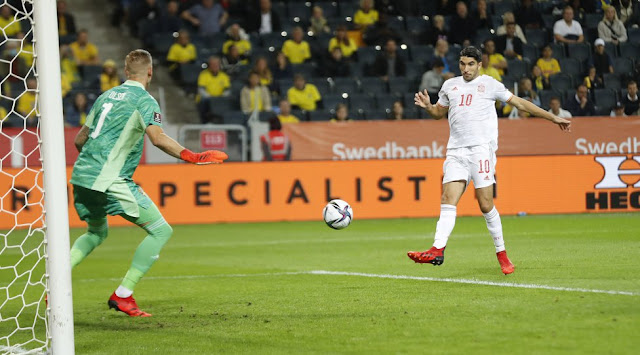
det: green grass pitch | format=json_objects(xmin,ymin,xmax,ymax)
[{"xmin": 3, "ymin": 213, "xmax": 640, "ymax": 354}]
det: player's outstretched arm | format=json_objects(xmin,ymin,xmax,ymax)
[
  {"xmin": 146, "ymin": 125, "xmax": 228, "ymax": 164},
  {"xmin": 509, "ymin": 96, "xmax": 571, "ymax": 132},
  {"xmin": 415, "ymin": 89, "xmax": 448, "ymax": 119}
]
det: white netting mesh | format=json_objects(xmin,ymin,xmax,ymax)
[{"xmin": 0, "ymin": 1, "xmax": 48, "ymax": 354}]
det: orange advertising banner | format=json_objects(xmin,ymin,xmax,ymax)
[
  {"xmin": 1, "ymin": 155, "xmax": 638, "ymax": 230},
  {"xmin": 282, "ymin": 116, "xmax": 640, "ymax": 160}
]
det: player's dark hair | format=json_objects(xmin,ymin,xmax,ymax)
[
  {"xmin": 459, "ymin": 46, "xmax": 482, "ymax": 62},
  {"xmin": 269, "ymin": 115, "xmax": 282, "ymax": 131}
]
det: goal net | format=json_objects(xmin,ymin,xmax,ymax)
[{"xmin": 1, "ymin": 1, "xmax": 73, "ymax": 353}]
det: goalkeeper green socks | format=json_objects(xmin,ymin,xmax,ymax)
[{"xmin": 70, "ymin": 218, "xmax": 108, "ymax": 268}]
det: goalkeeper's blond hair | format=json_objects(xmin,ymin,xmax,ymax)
[{"xmin": 124, "ymin": 49, "xmax": 152, "ymax": 78}]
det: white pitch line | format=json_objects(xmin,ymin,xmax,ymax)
[
  {"xmin": 76, "ymin": 270, "xmax": 639, "ymax": 297},
  {"xmin": 309, "ymin": 270, "xmax": 640, "ymax": 296}
]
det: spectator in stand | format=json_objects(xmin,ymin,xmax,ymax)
[
  {"xmin": 517, "ymin": 78, "xmax": 541, "ymax": 117},
  {"xmin": 419, "ymin": 58, "xmax": 446, "ymax": 93},
  {"xmin": 496, "ymin": 12, "xmax": 527, "ymax": 44},
  {"xmin": 598, "ymin": 6, "xmax": 627, "ymax": 45},
  {"xmin": 100, "ymin": 60, "xmax": 121, "ymax": 93},
  {"xmin": 372, "ymin": 39, "xmax": 406, "ymax": 82},
  {"xmin": 449, "ymin": 1, "xmax": 476, "ymax": 46},
  {"xmin": 495, "ymin": 22, "xmax": 524, "ymax": 60},
  {"xmin": 287, "ymin": 73, "xmax": 321, "ymax": 111},
  {"xmin": 260, "ymin": 116, "xmax": 291, "ymax": 161},
  {"xmin": 621, "ymin": 80, "xmax": 639, "ymax": 115},
  {"xmin": 376, "ymin": 0, "xmax": 402, "ymax": 15},
  {"xmin": 60, "ymin": 44, "xmax": 79, "ymax": 84},
  {"xmin": 309, "ymin": 6, "xmax": 330, "ymax": 35},
  {"xmin": 530, "ymin": 65, "xmax": 550, "ymax": 92},
  {"xmin": 0, "ymin": 101, "xmax": 7, "ymax": 123},
  {"xmin": 277, "ymin": 99, "xmax": 300, "ymax": 123},
  {"xmin": 223, "ymin": 24, "xmax": 251, "ymax": 63},
  {"xmin": 433, "ymin": 39, "xmax": 455, "ymax": 78},
  {"xmin": 363, "ymin": 13, "xmax": 402, "ymax": 46},
  {"xmin": 591, "ymin": 38, "xmax": 614, "ymax": 80},
  {"xmin": 536, "ymin": 46, "xmax": 561, "ymax": 80},
  {"xmin": 181, "ymin": 0, "xmax": 228, "ymax": 37},
  {"xmin": 610, "ymin": 102, "xmax": 627, "ymax": 116},
  {"xmin": 129, "ymin": 0, "xmax": 161, "ymax": 37},
  {"xmin": 583, "ymin": 66, "xmax": 604, "ymax": 93},
  {"xmin": 159, "ymin": 1, "xmax": 183, "ymax": 34},
  {"xmin": 615, "ymin": 0, "xmax": 640, "ymax": 27},
  {"xmin": 515, "ymin": 0, "xmax": 544, "ymax": 30},
  {"xmin": 166, "ymin": 30, "xmax": 197, "ymax": 80},
  {"xmin": 484, "ymin": 39, "xmax": 507, "ymax": 76},
  {"xmin": 479, "ymin": 53, "xmax": 502, "ymax": 82},
  {"xmin": 436, "ymin": 0, "xmax": 457, "ymax": 16},
  {"xmin": 57, "ymin": 0, "xmax": 77, "ymax": 36},
  {"xmin": 554, "ymin": 6, "xmax": 584, "ymax": 44},
  {"xmin": 272, "ymin": 51, "xmax": 292, "ymax": 86},
  {"xmin": 474, "ymin": 0, "xmax": 493, "ymax": 31},
  {"xmin": 0, "ymin": 6, "xmax": 20, "ymax": 37},
  {"xmin": 65, "ymin": 92, "xmax": 91, "ymax": 127},
  {"xmin": 240, "ymin": 71, "xmax": 272, "ymax": 114},
  {"xmin": 329, "ymin": 25, "xmax": 358, "ymax": 61},
  {"xmin": 324, "ymin": 47, "xmax": 351, "ymax": 78},
  {"xmin": 282, "ymin": 27, "xmax": 311, "ymax": 64},
  {"xmin": 548, "ymin": 96, "xmax": 572, "ymax": 118},
  {"xmin": 330, "ymin": 103, "xmax": 351, "ymax": 122},
  {"xmin": 70, "ymin": 29, "xmax": 100, "ymax": 66},
  {"xmin": 252, "ymin": 57, "xmax": 273, "ymax": 87},
  {"xmin": 387, "ymin": 100, "xmax": 405, "ymax": 120},
  {"xmin": 354, "ymin": 0, "xmax": 379, "ymax": 30},
  {"xmin": 16, "ymin": 32, "xmax": 34, "ymax": 67},
  {"xmin": 426, "ymin": 15, "xmax": 449, "ymax": 46},
  {"xmin": 197, "ymin": 56, "xmax": 230, "ymax": 118},
  {"xmin": 248, "ymin": 0, "xmax": 281, "ymax": 35},
  {"xmin": 566, "ymin": 84, "xmax": 596, "ymax": 116},
  {"xmin": 17, "ymin": 78, "xmax": 37, "ymax": 125},
  {"xmin": 221, "ymin": 45, "xmax": 244, "ymax": 77}
]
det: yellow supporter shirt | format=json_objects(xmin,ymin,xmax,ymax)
[
  {"xmin": 479, "ymin": 67, "xmax": 502, "ymax": 82},
  {"xmin": 489, "ymin": 53, "xmax": 507, "ymax": 76},
  {"xmin": 281, "ymin": 40, "xmax": 311, "ymax": 64},
  {"xmin": 197, "ymin": 70, "xmax": 231, "ymax": 97},
  {"xmin": 536, "ymin": 58, "xmax": 561, "ymax": 78},
  {"xmin": 287, "ymin": 84, "xmax": 321, "ymax": 111},
  {"xmin": 61, "ymin": 74, "xmax": 71, "ymax": 98},
  {"xmin": 278, "ymin": 114, "xmax": 300, "ymax": 123},
  {"xmin": 0, "ymin": 16, "xmax": 21, "ymax": 37},
  {"xmin": 100, "ymin": 74, "xmax": 120, "ymax": 92},
  {"xmin": 259, "ymin": 74, "xmax": 272, "ymax": 87},
  {"xmin": 69, "ymin": 41, "xmax": 99, "ymax": 63},
  {"xmin": 17, "ymin": 92, "xmax": 36, "ymax": 118},
  {"xmin": 222, "ymin": 39, "xmax": 251, "ymax": 56},
  {"xmin": 353, "ymin": 9, "xmax": 379, "ymax": 28},
  {"xmin": 19, "ymin": 43, "xmax": 33, "ymax": 67},
  {"xmin": 328, "ymin": 37, "xmax": 358, "ymax": 58},
  {"xmin": 61, "ymin": 57, "xmax": 80, "ymax": 83},
  {"xmin": 0, "ymin": 106, "xmax": 7, "ymax": 122},
  {"xmin": 167, "ymin": 43, "xmax": 197, "ymax": 63}
]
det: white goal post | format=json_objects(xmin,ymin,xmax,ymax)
[{"xmin": 0, "ymin": 0, "xmax": 75, "ymax": 354}]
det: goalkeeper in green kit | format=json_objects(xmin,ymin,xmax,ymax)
[{"xmin": 69, "ymin": 49, "xmax": 227, "ymax": 317}]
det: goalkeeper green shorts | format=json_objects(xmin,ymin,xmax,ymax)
[{"xmin": 73, "ymin": 179, "xmax": 152, "ymax": 221}]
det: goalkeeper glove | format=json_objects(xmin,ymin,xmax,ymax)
[{"xmin": 180, "ymin": 149, "xmax": 228, "ymax": 164}]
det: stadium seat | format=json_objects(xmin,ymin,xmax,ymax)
[
  {"xmin": 288, "ymin": 2, "xmax": 311, "ymax": 20},
  {"xmin": 627, "ymin": 28, "xmax": 640, "ymax": 43},
  {"xmin": 314, "ymin": 1, "xmax": 338, "ymax": 18},
  {"xmin": 410, "ymin": 45, "xmax": 434, "ymax": 64},
  {"xmin": 492, "ymin": 1, "xmax": 514, "ymax": 15},
  {"xmin": 613, "ymin": 57, "xmax": 633, "ymax": 77},
  {"xmin": 261, "ymin": 33, "xmax": 286, "ymax": 49},
  {"xmin": 559, "ymin": 58, "xmax": 583, "ymax": 79},
  {"xmin": 388, "ymin": 77, "xmax": 411, "ymax": 96},
  {"xmin": 593, "ymin": 88, "xmax": 617, "ymax": 114},
  {"xmin": 406, "ymin": 17, "xmax": 430, "ymax": 36},
  {"xmin": 525, "ymin": 28, "xmax": 548, "ymax": 48},
  {"xmin": 357, "ymin": 47, "xmax": 379, "ymax": 65},
  {"xmin": 522, "ymin": 44, "xmax": 538, "ymax": 63},
  {"xmin": 349, "ymin": 94, "xmax": 376, "ymax": 112},
  {"xmin": 180, "ymin": 63, "xmax": 203, "ymax": 87},
  {"xmin": 81, "ymin": 65, "xmax": 102, "ymax": 81},
  {"xmin": 539, "ymin": 90, "xmax": 562, "ymax": 110},
  {"xmin": 309, "ymin": 110, "xmax": 332, "ymax": 121},
  {"xmin": 567, "ymin": 43, "xmax": 591, "ymax": 62},
  {"xmin": 364, "ymin": 108, "xmax": 390, "ymax": 120},
  {"xmin": 549, "ymin": 43, "xmax": 566, "ymax": 60},
  {"xmin": 376, "ymin": 96, "xmax": 398, "ymax": 111},
  {"xmin": 291, "ymin": 63, "xmax": 317, "ymax": 78},
  {"xmin": 223, "ymin": 111, "xmax": 247, "ymax": 125},
  {"xmin": 208, "ymin": 97, "xmax": 237, "ymax": 114},
  {"xmin": 619, "ymin": 43, "xmax": 640, "ymax": 59},
  {"xmin": 603, "ymin": 73, "xmax": 622, "ymax": 90},
  {"xmin": 507, "ymin": 59, "xmax": 529, "ymax": 79},
  {"xmin": 230, "ymin": 81, "xmax": 244, "ymax": 96},
  {"xmin": 541, "ymin": 14, "xmax": 556, "ymax": 29},
  {"xmin": 549, "ymin": 73, "xmax": 574, "ymax": 92},
  {"xmin": 331, "ymin": 78, "xmax": 358, "ymax": 95},
  {"xmin": 272, "ymin": 1, "xmax": 287, "ymax": 20},
  {"xmin": 258, "ymin": 111, "xmax": 276, "ymax": 122},
  {"xmin": 278, "ymin": 78, "xmax": 294, "ymax": 95},
  {"xmin": 474, "ymin": 29, "xmax": 495, "ymax": 47},
  {"xmin": 310, "ymin": 78, "xmax": 331, "ymax": 95},
  {"xmin": 502, "ymin": 75, "xmax": 517, "ymax": 91},
  {"xmin": 604, "ymin": 42, "xmax": 617, "ymax": 58},
  {"xmin": 388, "ymin": 16, "xmax": 405, "ymax": 32},
  {"xmin": 338, "ymin": 2, "xmax": 358, "ymax": 17},
  {"xmin": 585, "ymin": 13, "xmax": 601, "ymax": 29},
  {"xmin": 322, "ymin": 94, "xmax": 347, "ymax": 111},
  {"xmin": 358, "ymin": 77, "xmax": 388, "ymax": 94},
  {"xmin": 150, "ymin": 33, "xmax": 174, "ymax": 55}
]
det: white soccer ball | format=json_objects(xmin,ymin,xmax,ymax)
[{"xmin": 323, "ymin": 199, "xmax": 353, "ymax": 230}]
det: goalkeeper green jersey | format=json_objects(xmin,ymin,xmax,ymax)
[{"xmin": 70, "ymin": 80, "xmax": 163, "ymax": 192}]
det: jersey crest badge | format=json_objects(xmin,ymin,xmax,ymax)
[
  {"xmin": 478, "ymin": 84, "xmax": 485, "ymax": 93},
  {"xmin": 153, "ymin": 112, "xmax": 162, "ymax": 124}
]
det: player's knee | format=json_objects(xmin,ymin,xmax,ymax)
[
  {"xmin": 87, "ymin": 219, "xmax": 108, "ymax": 243},
  {"xmin": 478, "ymin": 199, "xmax": 494, "ymax": 214},
  {"xmin": 152, "ymin": 222, "xmax": 173, "ymax": 245}
]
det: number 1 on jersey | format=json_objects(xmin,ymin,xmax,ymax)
[
  {"xmin": 90, "ymin": 103, "xmax": 114, "ymax": 139},
  {"xmin": 458, "ymin": 94, "xmax": 473, "ymax": 106}
]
